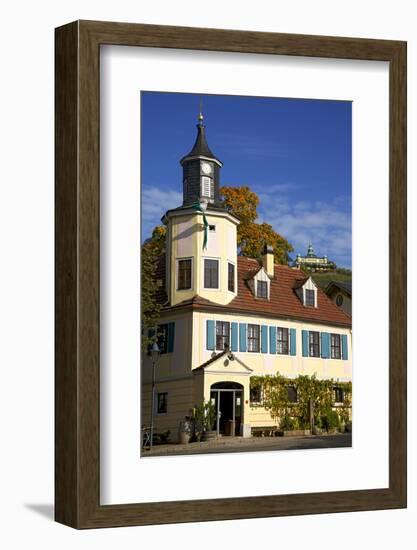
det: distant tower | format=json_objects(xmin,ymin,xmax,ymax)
[
  {"xmin": 307, "ymin": 242, "xmax": 315, "ymax": 257},
  {"xmin": 180, "ymin": 109, "xmax": 222, "ymax": 207},
  {"xmin": 162, "ymin": 110, "xmax": 239, "ymax": 306}
]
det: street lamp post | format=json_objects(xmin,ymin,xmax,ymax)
[{"xmin": 149, "ymin": 341, "xmax": 160, "ymax": 452}]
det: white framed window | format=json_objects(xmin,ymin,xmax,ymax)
[
  {"xmin": 257, "ymin": 280, "xmax": 268, "ymax": 298},
  {"xmin": 330, "ymin": 333, "xmax": 342, "ymax": 359},
  {"xmin": 251, "ymin": 268, "xmax": 270, "ymax": 299},
  {"xmin": 177, "ymin": 257, "xmax": 193, "ymax": 290},
  {"xmin": 305, "ymin": 288, "xmax": 315, "ymax": 306},
  {"xmin": 250, "ymin": 385, "xmax": 263, "ymax": 405},
  {"xmin": 204, "ymin": 258, "xmax": 219, "ymax": 289},
  {"xmin": 248, "ymin": 324, "xmax": 260, "ymax": 352},
  {"xmin": 277, "ymin": 327, "xmax": 289, "ymax": 355},
  {"xmin": 216, "ymin": 321, "xmax": 230, "ymax": 350},
  {"xmin": 228, "ymin": 262, "xmax": 235, "ymax": 292},
  {"xmin": 309, "ymin": 331, "xmax": 320, "ymax": 357}
]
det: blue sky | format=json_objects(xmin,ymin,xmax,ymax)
[{"xmin": 141, "ymin": 92, "xmax": 352, "ymax": 268}]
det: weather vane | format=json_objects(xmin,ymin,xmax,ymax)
[{"xmin": 198, "ymin": 97, "xmax": 203, "ymax": 123}]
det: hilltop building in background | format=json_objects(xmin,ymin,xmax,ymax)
[{"xmin": 293, "ymin": 242, "xmax": 336, "ymax": 272}]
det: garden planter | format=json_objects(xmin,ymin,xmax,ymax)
[
  {"xmin": 278, "ymin": 429, "xmax": 311, "ymax": 437},
  {"xmin": 178, "ymin": 418, "xmax": 193, "ymax": 444},
  {"xmin": 179, "ymin": 431, "xmax": 191, "ymax": 444},
  {"xmin": 202, "ymin": 430, "xmax": 217, "ymax": 441}
]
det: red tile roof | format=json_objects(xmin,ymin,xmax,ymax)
[
  {"xmin": 155, "ymin": 255, "xmax": 351, "ymax": 327},
  {"xmin": 230, "ymin": 257, "xmax": 351, "ymax": 326}
]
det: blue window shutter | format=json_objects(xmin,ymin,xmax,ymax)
[
  {"xmin": 302, "ymin": 330, "xmax": 309, "ymax": 357},
  {"xmin": 290, "ymin": 328, "xmax": 296, "ymax": 356},
  {"xmin": 206, "ymin": 320, "xmax": 215, "ymax": 350},
  {"xmin": 231, "ymin": 322, "xmax": 238, "ymax": 352},
  {"xmin": 261, "ymin": 325, "xmax": 268, "ymax": 353},
  {"xmin": 239, "ymin": 323, "xmax": 247, "ymax": 352},
  {"xmin": 321, "ymin": 332, "xmax": 330, "ymax": 359},
  {"xmin": 342, "ymin": 334, "xmax": 348, "ymax": 360},
  {"xmin": 167, "ymin": 322, "xmax": 175, "ymax": 353},
  {"xmin": 269, "ymin": 326, "xmax": 277, "ymax": 354}
]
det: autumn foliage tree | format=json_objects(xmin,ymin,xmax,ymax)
[
  {"xmin": 220, "ymin": 185, "xmax": 293, "ymax": 264},
  {"xmin": 145, "ymin": 186, "xmax": 293, "ymax": 267}
]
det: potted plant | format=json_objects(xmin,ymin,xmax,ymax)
[
  {"xmin": 178, "ymin": 415, "xmax": 193, "ymax": 444},
  {"xmin": 192, "ymin": 400, "xmax": 217, "ymax": 441}
]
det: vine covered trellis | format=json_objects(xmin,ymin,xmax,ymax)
[{"xmin": 250, "ymin": 373, "xmax": 352, "ymax": 431}]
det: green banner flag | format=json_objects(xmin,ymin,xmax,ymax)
[{"xmin": 191, "ymin": 201, "xmax": 209, "ymax": 250}]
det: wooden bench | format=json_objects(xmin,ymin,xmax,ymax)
[{"xmin": 251, "ymin": 426, "xmax": 278, "ymax": 437}]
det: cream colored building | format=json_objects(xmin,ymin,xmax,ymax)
[{"xmin": 142, "ymin": 114, "xmax": 352, "ymax": 441}]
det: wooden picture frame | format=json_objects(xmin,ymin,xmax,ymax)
[{"xmin": 55, "ymin": 20, "xmax": 407, "ymax": 528}]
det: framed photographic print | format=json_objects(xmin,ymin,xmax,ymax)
[{"xmin": 55, "ymin": 20, "xmax": 406, "ymax": 528}]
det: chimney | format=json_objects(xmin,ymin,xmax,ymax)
[{"xmin": 262, "ymin": 244, "xmax": 275, "ymax": 277}]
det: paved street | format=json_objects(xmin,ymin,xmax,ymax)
[{"xmin": 143, "ymin": 432, "xmax": 351, "ymax": 457}]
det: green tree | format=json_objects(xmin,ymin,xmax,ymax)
[
  {"xmin": 146, "ymin": 225, "xmax": 166, "ymax": 255},
  {"xmin": 141, "ymin": 226, "xmax": 166, "ymax": 351}
]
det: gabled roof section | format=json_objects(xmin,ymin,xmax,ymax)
[
  {"xmin": 293, "ymin": 277, "xmax": 308, "ymax": 290},
  {"xmin": 194, "ymin": 349, "xmax": 228, "ymax": 370},
  {"xmin": 244, "ymin": 265, "xmax": 272, "ymax": 281},
  {"xmin": 155, "ymin": 254, "xmax": 352, "ymax": 327},
  {"xmin": 193, "ymin": 349, "xmax": 253, "ymax": 374},
  {"xmin": 229, "ymin": 257, "xmax": 350, "ymax": 325},
  {"xmin": 242, "ymin": 266, "xmax": 262, "ymax": 280}
]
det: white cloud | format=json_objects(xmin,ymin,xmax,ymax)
[
  {"xmin": 255, "ymin": 182, "xmax": 303, "ymax": 194},
  {"xmin": 141, "ymin": 183, "xmax": 352, "ymax": 268},
  {"xmin": 141, "ymin": 185, "xmax": 182, "ymax": 239},
  {"xmin": 259, "ymin": 195, "xmax": 352, "ymax": 268}
]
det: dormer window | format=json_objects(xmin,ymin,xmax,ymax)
[
  {"xmin": 257, "ymin": 281, "xmax": 268, "ymax": 299},
  {"xmin": 294, "ymin": 276, "xmax": 318, "ymax": 307},
  {"xmin": 305, "ymin": 289, "xmax": 315, "ymax": 306},
  {"xmin": 248, "ymin": 267, "xmax": 270, "ymax": 300}
]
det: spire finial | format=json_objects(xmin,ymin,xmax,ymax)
[{"xmin": 198, "ymin": 98, "xmax": 204, "ymax": 125}]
